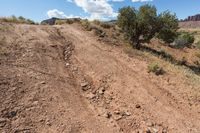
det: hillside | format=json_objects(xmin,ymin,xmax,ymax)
[
  {"xmin": 179, "ymin": 21, "xmax": 200, "ymax": 29},
  {"xmin": 0, "ymin": 22, "xmax": 200, "ymax": 133}
]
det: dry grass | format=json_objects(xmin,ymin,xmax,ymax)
[
  {"xmin": 0, "ymin": 16, "xmax": 36, "ymax": 24},
  {"xmin": 123, "ymin": 42, "xmax": 200, "ymax": 87}
]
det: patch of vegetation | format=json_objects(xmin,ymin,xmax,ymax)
[
  {"xmin": 55, "ymin": 18, "xmax": 81, "ymax": 25},
  {"xmin": 178, "ymin": 57, "xmax": 187, "ymax": 65},
  {"xmin": 80, "ymin": 19, "xmax": 92, "ymax": 31},
  {"xmin": 0, "ymin": 47, "xmax": 8, "ymax": 56},
  {"xmin": 195, "ymin": 41, "xmax": 200, "ymax": 49},
  {"xmin": 117, "ymin": 5, "xmax": 179, "ymax": 49},
  {"xmin": 100, "ymin": 22, "xmax": 112, "ymax": 29},
  {"xmin": 55, "ymin": 19, "xmax": 73, "ymax": 25},
  {"xmin": 92, "ymin": 20, "xmax": 101, "ymax": 25},
  {"xmin": 0, "ymin": 16, "xmax": 36, "ymax": 24},
  {"xmin": 171, "ymin": 32, "xmax": 195, "ymax": 48},
  {"xmin": 196, "ymin": 53, "xmax": 200, "ymax": 58},
  {"xmin": 148, "ymin": 62, "xmax": 165, "ymax": 75}
]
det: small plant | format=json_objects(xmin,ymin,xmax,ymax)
[
  {"xmin": 171, "ymin": 32, "xmax": 195, "ymax": 48},
  {"xmin": 195, "ymin": 41, "xmax": 200, "ymax": 49},
  {"xmin": 196, "ymin": 53, "xmax": 200, "ymax": 58},
  {"xmin": 55, "ymin": 19, "xmax": 73, "ymax": 25},
  {"xmin": 100, "ymin": 22, "xmax": 112, "ymax": 29},
  {"xmin": 80, "ymin": 19, "xmax": 91, "ymax": 31},
  {"xmin": 178, "ymin": 57, "xmax": 187, "ymax": 65},
  {"xmin": 92, "ymin": 20, "xmax": 101, "ymax": 25},
  {"xmin": 148, "ymin": 62, "xmax": 165, "ymax": 75}
]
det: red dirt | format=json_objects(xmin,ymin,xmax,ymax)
[{"xmin": 0, "ymin": 23, "xmax": 200, "ymax": 133}]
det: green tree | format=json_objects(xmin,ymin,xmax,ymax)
[
  {"xmin": 157, "ymin": 11, "xmax": 179, "ymax": 43},
  {"xmin": 117, "ymin": 5, "xmax": 179, "ymax": 49}
]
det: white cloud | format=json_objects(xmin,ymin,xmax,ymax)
[
  {"xmin": 47, "ymin": 9, "xmax": 81, "ymax": 19},
  {"xmin": 70, "ymin": 0, "xmax": 118, "ymax": 20},
  {"xmin": 132, "ymin": 0, "xmax": 153, "ymax": 2}
]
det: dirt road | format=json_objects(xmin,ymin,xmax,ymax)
[{"xmin": 0, "ymin": 23, "xmax": 199, "ymax": 133}]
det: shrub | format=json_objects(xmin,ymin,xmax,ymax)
[
  {"xmin": 178, "ymin": 57, "xmax": 187, "ymax": 65},
  {"xmin": 100, "ymin": 23, "xmax": 112, "ymax": 29},
  {"xmin": 55, "ymin": 19, "xmax": 74, "ymax": 25},
  {"xmin": 196, "ymin": 53, "xmax": 200, "ymax": 58},
  {"xmin": 195, "ymin": 41, "xmax": 200, "ymax": 49},
  {"xmin": 81, "ymin": 19, "xmax": 91, "ymax": 31},
  {"xmin": 92, "ymin": 20, "xmax": 101, "ymax": 25},
  {"xmin": 148, "ymin": 62, "xmax": 165, "ymax": 75},
  {"xmin": 171, "ymin": 32, "xmax": 195, "ymax": 48}
]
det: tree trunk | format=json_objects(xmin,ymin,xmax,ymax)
[{"xmin": 135, "ymin": 40, "xmax": 140, "ymax": 50}]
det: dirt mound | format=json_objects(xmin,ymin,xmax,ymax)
[{"xmin": 0, "ymin": 23, "xmax": 200, "ymax": 133}]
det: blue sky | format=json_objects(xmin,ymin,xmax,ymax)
[{"xmin": 0, "ymin": 0, "xmax": 199, "ymax": 22}]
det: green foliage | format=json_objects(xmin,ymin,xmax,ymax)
[
  {"xmin": 100, "ymin": 22, "xmax": 112, "ymax": 29},
  {"xmin": 92, "ymin": 20, "xmax": 101, "ymax": 25},
  {"xmin": 157, "ymin": 11, "xmax": 179, "ymax": 43},
  {"xmin": 195, "ymin": 41, "xmax": 200, "ymax": 49},
  {"xmin": 148, "ymin": 62, "xmax": 165, "ymax": 75},
  {"xmin": 117, "ymin": 5, "xmax": 179, "ymax": 49},
  {"xmin": 81, "ymin": 19, "xmax": 91, "ymax": 31},
  {"xmin": 0, "ymin": 16, "xmax": 36, "ymax": 24},
  {"xmin": 171, "ymin": 32, "xmax": 195, "ymax": 48},
  {"xmin": 55, "ymin": 19, "xmax": 74, "ymax": 25}
]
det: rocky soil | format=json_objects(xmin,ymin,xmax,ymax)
[{"xmin": 0, "ymin": 22, "xmax": 200, "ymax": 133}]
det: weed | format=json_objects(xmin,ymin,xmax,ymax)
[
  {"xmin": 195, "ymin": 41, "xmax": 200, "ymax": 49},
  {"xmin": 148, "ymin": 62, "xmax": 165, "ymax": 75},
  {"xmin": 80, "ymin": 19, "xmax": 91, "ymax": 31}
]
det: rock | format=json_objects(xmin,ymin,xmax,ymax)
[
  {"xmin": 72, "ymin": 67, "xmax": 78, "ymax": 71},
  {"xmin": 146, "ymin": 129, "xmax": 151, "ymax": 133},
  {"xmin": 65, "ymin": 63, "xmax": 70, "ymax": 67},
  {"xmin": 81, "ymin": 82, "xmax": 88, "ymax": 87},
  {"xmin": 98, "ymin": 87, "xmax": 105, "ymax": 95},
  {"xmin": 40, "ymin": 81, "xmax": 46, "ymax": 84},
  {"xmin": 86, "ymin": 93, "xmax": 96, "ymax": 99},
  {"xmin": 135, "ymin": 104, "xmax": 141, "ymax": 109},
  {"xmin": 124, "ymin": 111, "xmax": 131, "ymax": 116},
  {"xmin": 114, "ymin": 110, "xmax": 120, "ymax": 115},
  {"xmin": 152, "ymin": 128, "xmax": 159, "ymax": 133},
  {"xmin": 32, "ymin": 101, "xmax": 39, "ymax": 106},
  {"xmin": 114, "ymin": 115, "xmax": 122, "ymax": 121},
  {"xmin": 46, "ymin": 119, "xmax": 51, "ymax": 126},
  {"xmin": 103, "ymin": 112, "xmax": 112, "ymax": 119},
  {"xmin": 0, "ymin": 118, "xmax": 7, "ymax": 127},
  {"xmin": 5, "ymin": 110, "xmax": 17, "ymax": 118}
]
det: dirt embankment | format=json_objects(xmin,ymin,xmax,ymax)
[{"xmin": 0, "ymin": 23, "xmax": 200, "ymax": 133}]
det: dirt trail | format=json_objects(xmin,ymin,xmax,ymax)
[{"xmin": 0, "ymin": 23, "xmax": 200, "ymax": 133}]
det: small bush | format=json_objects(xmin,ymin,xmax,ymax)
[
  {"xmin": 81, "ymin": 19, "xmax": 91, "ymax": 31},
  {"xmin": 178, "ymin": 57, "xmax": 187, "ymax": 65},
  {"xmin": 100, "ymin": 22, "xmax": 112, "ymax": 29},
  {"xmin": 171, "ymin": 32, "xmax": 195, "ymax": 48},
  {"xmin": 195, "ymin": 41, "xmax": 200, "ymax": 49},
  {"xmin": 196, "ymin": 53, "xmax": 200, "ymax": 58},
  {"xmin": 55, "ymin": 19, "xmax": 74, "ymax": 25},
  {"xmin": 92, "ymin": 20, "xmax": 101, "ymax": 25},
  {"xmin": 148, "ymin": 62, "xmax": 165, "ymax": 75}
]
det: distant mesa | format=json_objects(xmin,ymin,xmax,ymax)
[
  {"xmin": 41, "ymin": 17, "xmax": 81, "ymax": 25},
  {"xmin": 183, "ymin": 14, "xmax": 200, "ymax": 21},
  {"xmin": 41, "ymin": 17, "xmax": 60, "ymax": 25}
]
